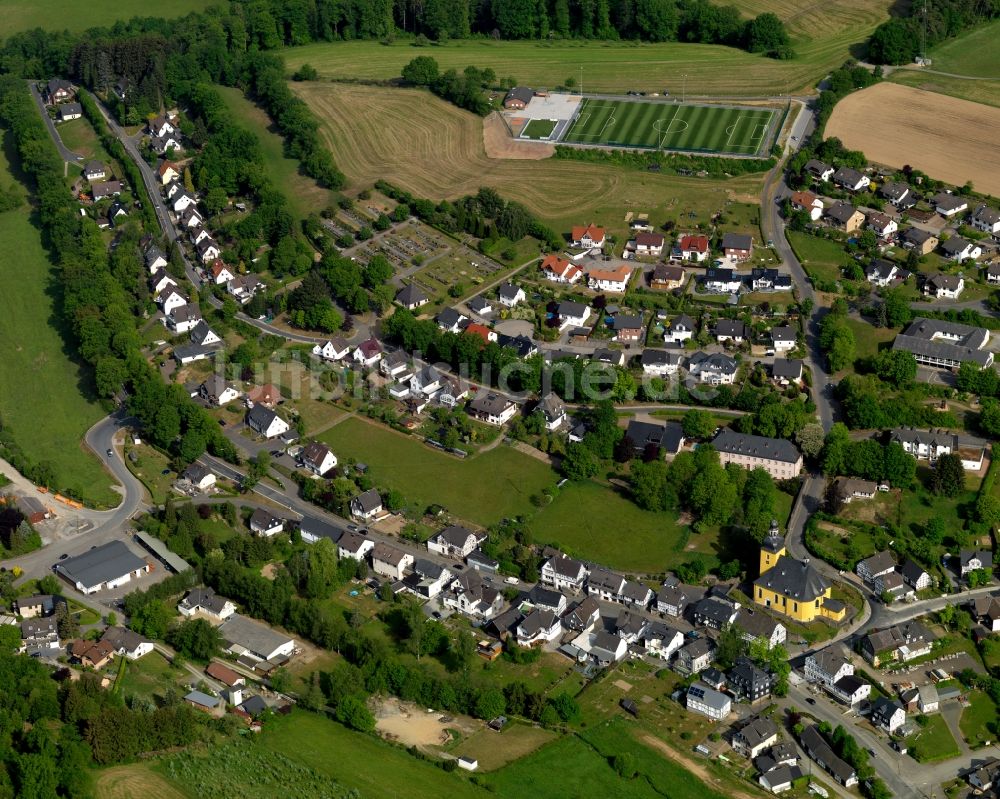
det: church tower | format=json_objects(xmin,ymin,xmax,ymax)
[{"xmin": 759, "ymin": 519, "xmax": 786, "ymax": 576}]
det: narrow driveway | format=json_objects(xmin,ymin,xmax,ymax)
[{"xmin": 27, "ymin": 80, "xmax": 82, "ymax": 164}]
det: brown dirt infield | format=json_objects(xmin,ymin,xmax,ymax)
[
  {"xmin": 483, "ymin": 113, "xmax": 554, "ymax": 160},
  {"xmin": 373, "ymin": 698, "xmax": 481, "ymax": 750},
  {"xmin": 825, "ymin": 82, "xmax": 1000, "ymax": 196}
]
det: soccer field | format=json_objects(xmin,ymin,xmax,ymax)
[{"xmin": 561, "ymin": 98, "xmax": 776, "ymax": 155}]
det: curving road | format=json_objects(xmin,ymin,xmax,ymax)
[
  {"xmin": 27, "ymin": 81, "xmax": 83, "ymax": 165},
  {"xmin": 89, "ymin": 92, "xmax": 334, "ymax": 346}
]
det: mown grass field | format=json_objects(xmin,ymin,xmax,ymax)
[
  {"xmin": 0, "ymin": 135, "xmax": 117, "ymax": 506},
  {"xmin": 520, "ymin": 118, "xmax": 558, "ymax": 140},
  {"xmin": 215, "ymin": 86, "xmax": 330, "ymax": 221},
  {"xmin": 564, "ymin": 99, "xmax": 774, "ymax": 154},
  {"xmin": 282, "ymin": 0, "xmax": 891, "ymax": 100},
  {"xmin": 889, "ymin": 69, "xmax": 1000, "ymax": 109},
  {"xmin": 906, "ymin": 714, "xmax": 961, "ymax": 762},
  {"xmin": 57, "ymin": 117, "xmax": 112, "ymax": 163},
  {"xmin": 291, "ymin": 82, "xmax": 765, "ymax": 236},
  {"xmin": 3, "ymin": 0, "xmax": 206, "ymax": 37},
  {"xmin": 318, "ymin": 416, "xmax": 557, "ymax": 525},
  {"xmin": 917, "ymin": 19, "xmax": 1000, "ymax": 78},
  {"xmin": 786, "ymin": 231, "xmax": 847, "ymax": 284},
  {"xmin": 260, "ymin": 711, "xmax": 490, "ymax": 799},
  {"xmin": 531, "ymin": 480, "xmax": 691, "ymax": 572},
  {"xmin": 959, "ymin": 690, "xmax": 999, "ymax": 748}
]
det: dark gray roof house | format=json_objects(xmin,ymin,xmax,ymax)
[
  {"xmin": 771, "ymin": 359, "xmax": 802, "ymax": 381},
  {"xmin": 55, "ymin": 541, "xmax": 148, "ymax": 593},
  {"xmin": 721, "ymin": 232, "xmax": 753, "ymax": 251},
  {"xmin": 754, "ymin": 556, "xmax": 830, "ymax": 603},
  {"xmin": 395, "ymin": 283, "xmax": 429, "ymax": 308}
]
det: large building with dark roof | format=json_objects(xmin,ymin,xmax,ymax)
[
  {"xmin": 891, "ymin": 318, "xmax": 992, "ymax": 369},
  {"xmin": 55, "ymin": 541, "xmax": 150, "ymax": 595},
  {"xmin": 753, "ymin": 524, "xmax": 845, "ymax": 624},
  {"xmin": 712, "ymin": 428, "xmax": 802, "ymax": 480}
]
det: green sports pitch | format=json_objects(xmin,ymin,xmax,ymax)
[{"xmin": 561, "ymin": 98, "xmax": 776, "ymax": 155}]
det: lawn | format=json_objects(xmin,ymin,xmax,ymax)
[
  {"xmin": 484, "ymin": 732, "xmax": 666, "ymax": 799},
  {"xmin": 844, "ymin": 317, "xmax": 896, "ymax": 360},
  {"xmin": 520, "ymin": 118, "xmax": 558, "ymax": 140},
  {"xmin": 215, "ymin": 85, "xmax": 330, "ymax": 222},
  {"xmin": 318, "ymin": 416, "xmax": 556, "ymax": 525},
  {"xmin": 260, "ymin": 710, "xmax": 490, "ymax": 799},
  {"xmin": 0, "ymin": 136, "xmax": 117, "ymax": 507},
  {"xmin": 563, "ymin": 99, "xmax": 775, "ymax": 155},
  {"xmin": 530, "ymin": 480, "xmax": 693, "ymax": 572},
  {"xmin": 3, "ymin": 0, "xmax": 206, "ymax": 36},
  {"xmin": 906, "ymin": 714, "xmax": 961, "ymax": 762},
  {"xmin": 124, "ymin": 443, "xmax": 174, "ymax": 504},
  {"xmin": 959, "ymin": 690, "xmax": 999, "ymax": 749},
  {"xmin": 920, "ymin": 20, "xmax": 1000, "ymax": 79},
  {"xmin": 453, "ymin": 724, "xmax": 558, "ymax": 771},
  {"xmin": 117, "ymin": 652, "xmax": 183, "ymax": 705},
  {"xmin": 787, "ymin": 231, "xmax": 847, "ymax": 285},
  {"xmin": 57, "ymin": 116, "xmax": 113, "ymax": 163}
]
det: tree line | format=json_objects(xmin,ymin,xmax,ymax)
[
  {"xmin": 401, "ymin": 56, "xmax": 496, "ymax": 115},
  {"xmin": 0, "ymin": 78, "xmax": 239, "ymax": 484}
]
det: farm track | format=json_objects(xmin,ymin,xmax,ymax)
[{"xmin": 292, "ymin": 82, "xmax": 762, "ymax": 230}]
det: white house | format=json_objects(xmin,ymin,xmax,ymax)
[
  {"xmin": 177, "ymin": 587, "xmax": 238, "ymax": 620},
  {"xmin": 866, "ymin": 259, "xmax": 901, "ymax": 287},
  {"xmin": 246, "ymin": 406, "xmax": 290, "ymax": 439},
  {"xmin": 157, "ymin": 161, "xmax": 179, "ymax": 185},
  {"xmin": 101, "ymin": 626, "xmax": 154, "ymax": 660},
  {"xmin": 791, "ymin": 191, "xmax": 824, "ymax": 221},
  {"xmin": 467, "ymin": 390, "xmax": 517, "ymax": 426},
  {"xmin": 556, "ymin": 301, "xmax": 591, "ymax": 330},
  {"xmin": 571, "ymin": 223, "xmax": 605, "ymax": 249},
  {"xmin": 640, "ymin": 349, "xmax": 681, "ymax": 376},
  {"xmin": 312, "ymin": 338, "xmax": 351, "ymax": 362},
  {"xmin": 166, "ymin": 304, "xmax": 201, "ymax": 334},
  {"xmin": 664, "ymin": 314, "xmax": 695, "ymax": 344},
  {"xmin": 145, "ymin": 246, "xmax": 169, "ymax": 273},
  {"xmin": 249, "ymin": 509, "xmax": 284, "ymax": 537},
  {"xmin": 678, "ymin": 234, "xmax": 710, "ymax": 261},
  {"xmin": 804, "ymin": 646, "xmax": 854, "ymax": 686},
  {"xmin": 832, "ymin": 167, "xmax": 870, "ymax": 192},
  {"xmin": 933, "ymin": 192, "xmax": 968, "ymax": 218},
  {"xmin": 189, "ymin": 321, "xmax": 221, "ymax": 348},
  {"xmin": 804, "ymin": 159, "xmax": 834, "ymax": 182},
  {"xmin": 587, "ymin": 264, "xmax": 632, "ymax": 293},
  {"xmin": 199, "ymin": 375, "xmax": 240, "ymax": 406},
  {"xmin": 634, "ymin": 232, "xmax": 665, "ymax": 257},
  {"xmin": 940, "ymin": 237, "xmax": 982, "ymax": 263},
  {"xmin": 770, "ymin": 326, "xmax": 797, "ymax": 352},
  {"xmin": 158, "ymin": 288, "xmax": 187, "ymax": 316},
  {"xmin": 171, "ymin": 191, "xmax": 196, "ymax": 214},
  {"xmin": 338, "ymin": 532, "xmax": 374, "ymax": 561},
  {"xmin": 971, "ymin": 205, "xmax": 1000, "ymax": 235},
  {"xmin": 701, "ymin": 268, "xmax": 742, "ymax": 293},
  {"xmin": 537, "ymin": 392, "xmax": 566, "ymax": 430},
  {"xmin": 196, "ymin": 238, "xmax": 221, "ymax": 264},
  {"xmin": 371, "ymin": 542, "xmax": 413, "ymax": 581},
  {"xmin": 148, "ymin": 115, "xmax": 176, "ymax": 138},
  {"xmin": 300, "ymin": 442, "xmax": 337, "ymax": 476},
  {"xmin": 867, "ymin": 212, "xmax": 898, "ymax": 239},
  {"xmin": 182, "ymin": 463, "xmax": 216, "ymax": 491},
  {"xmin": 209, "ymin": 261, "xmax": 235, "ymax": 285},
  {"xmin": 541, "ymin": 254, "xmax": 582, "ymax": 284},
  {"xmin": 427, "ymin": 525, "xmax": 483, "ymax": 558},
  {"xmin": 924, "ymin": 274, "xmax": 965, "ymax": 299},
  {"xmin": 498, "ymin": 283, "xmax": 525, "ymax": 307},
  {"xmin": 516, "ymin": 609, "xmax": 562, "ymax": 646},
  {"xmin": 686, "ymin": 683, "xmax": 731, "ymax": 720},
  {"xmin": 687, "ymin": 351, "xmax": 738, "ymax": 385},
  {"xmin": 871, "ymin": 698, "xmax": 906, "ymax": 734},
  {"xmin": 350, "ymin": 489, "xmax": 383, "ymax": 520},
  {"xmin": 643, "ymin": 622, "xmax": 684, "ymax": 661},
  {"xmin": 541, "ymin": 553, "xmax": 588, "ymax": 592},
  {"xmin": 353, "ymin": 338, "xmax": 383, "ymax": 367},
  {"xmin": 150, "ymin": 269, "xmax": 177, "ymax": 296}
]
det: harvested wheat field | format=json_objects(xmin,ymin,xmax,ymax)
[
  {"xmin": 95, "ymin": 765, "xmax": 188, "ymax": 799},
  {"xmin": 826, "ymin": 83, "xmax": 1000, "ymax": 196},
  {"xmin": 292, "ymin": 82, "xmax": 762, "ymax": 232}
]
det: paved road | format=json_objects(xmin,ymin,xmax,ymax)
[{"xmin": 27, "ymin": 80, "xmax": 83, "ymax": 164}]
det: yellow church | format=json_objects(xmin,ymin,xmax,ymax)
[{"xmin": 753, "ymin": 522, "xmax": 846, "ymax": 623}]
